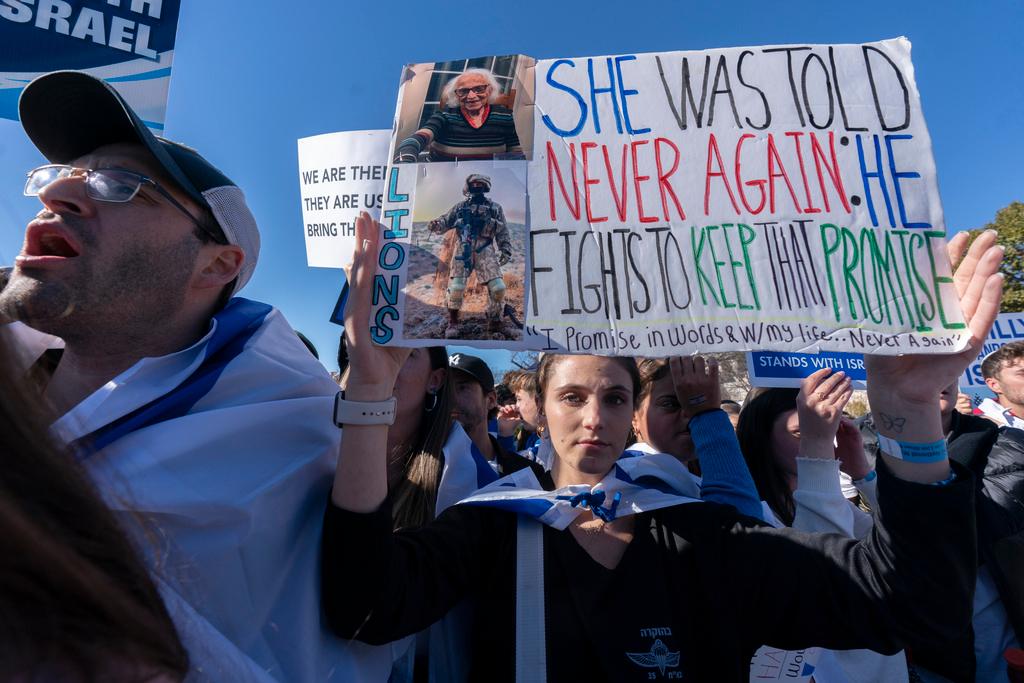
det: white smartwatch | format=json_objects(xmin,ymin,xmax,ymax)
[{"xmin": 333, "ymin": 391, "xmax": 397, "ymax": 427}]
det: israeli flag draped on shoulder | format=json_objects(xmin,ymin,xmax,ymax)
[
  {"xmin": 458, "ymin": 452, "xmax": 703, "ymax": 530},
  {"xmin": 435, "ymin": 421, "xmax": 504, "ymax": 513},
  {"xmin": 20, "ymin": 298, "xmax": 392, "ymax": 683},
  {"xmin": 977, "ymin": 397, "xmax": 1024, "ymax": 430},
  {"xmin": 519, "ymin": 431, "xmax": 555, "ymax": 470}
]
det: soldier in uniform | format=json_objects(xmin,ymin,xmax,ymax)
[{"xmin": 429, "ymin": 174, "xmax": 512, "ymax": 338}]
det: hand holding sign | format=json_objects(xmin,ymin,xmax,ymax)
[
  {"xmin": 866, "ymin": 230, "xmax": 1004, "ymax": 411},
  {"xmin": 796, "ymin": 368, "xmax": 852, "ymax": 458},
  {"xmin": 344, "ymin": 212, "xmax": 412, "ymax": 402},
  {"xmin": 865, "ymin": 229, "xmax": 1003, "ymax": 483}
]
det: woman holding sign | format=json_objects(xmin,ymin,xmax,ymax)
[{"xmin": 324, "ymin": 213, "xmax": 1001, "ymax": 681}]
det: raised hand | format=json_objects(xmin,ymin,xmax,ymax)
[
  {"xmin": 835, "ymin": 418, "xmax": 871, "ymax": 481},
  {"xmin": 343, "ymin": 212, "xmax": 411, "ymax": 402},
  {"xmin": 865, "ymin": 229, "xmax": 1003, "ymax": 482},
  {"xmin": 864, "ymin": 230, "xmax": 1003, "ymax": 407},
  {"xmin": 669, "ymin": 355, "xmax": 721, "ymax": 420},
  {"xmin": 796, "ymin": 368, "xmax": 852, "ymax": 459},
  {"xmin": 497, "ymin": 403, "xmax": 522, "ymax": 437}
]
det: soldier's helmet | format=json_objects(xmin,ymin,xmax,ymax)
[{"xmin": 463, "ymin": 173, "xmax": 492, "ymax": 195}]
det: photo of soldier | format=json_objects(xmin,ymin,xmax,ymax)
[
  {"xmin": 401, "ymin": 163, "xmax": 527, "ymax": 342},
  {"xmin": 388, "ymin": 55, "xmax": 535, "ymax": 164},
  {"xmin": 431, "ymin": 174, "xmax": 512, "ymax": 338}
]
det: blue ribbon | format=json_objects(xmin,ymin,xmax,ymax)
[{"xmin": 557, "ymin": 489, "xmax": 623, "ymax": 522}]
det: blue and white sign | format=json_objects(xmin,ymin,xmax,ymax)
[
  {"xmin": 747, "ymin": 350, "xmax": 867, "ymax": 389},
  {"xmin": 748, "ymin": 312, "xmax": 1024, "ymax": 392},
  {"xmin": 0, "ymin": 0, "xmax": 181, "ymax": 129},
  {"xmin": 960, "ymin": 312, "xmax": 1024, "ymax": 390}
]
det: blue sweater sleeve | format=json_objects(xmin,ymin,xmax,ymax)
[{"xmin": 688, "ymin": 409, "xmax": 765, "ymax": 520}]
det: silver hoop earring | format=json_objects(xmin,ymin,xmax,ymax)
[{"xmin": 424, "ymin": 391, "xmax": 439, "ymax": 413}]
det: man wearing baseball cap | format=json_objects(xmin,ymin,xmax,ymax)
[
  {"xmin": 0, "ymin": 72, "xmax": 388, "ymax": 681},
  {"xmin": 448, "ymin": 352, "xmax": 530, "ymax": 478}
]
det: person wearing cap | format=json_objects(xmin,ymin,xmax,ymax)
[
  {"xmin": 0, "ymin": 72, "xmax": 387, "ymax": 681},
  {"xmin": 429, "ymin": 174, "xmax": 513, "ymax": 339},
  {"xmin": 448, "ymin": 352, "xmax": 531, "ymax": 477}
]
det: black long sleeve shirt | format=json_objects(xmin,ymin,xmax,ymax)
[{"xmin": 322, "ymin": 461, "xmax": 976, "ymax": 682}]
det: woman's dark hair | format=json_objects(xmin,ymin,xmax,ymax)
[
  {"xmin": 390, "ymin": 346, "xmax": 456, "ymax": 531},
  {"xmin": 635, "ymin": 357, "xmax": 669, "ymax": 404},
  {"xmin": 736, "ymin": 388, "xmax": 799, "ymax": 526},
  {"xmin": 0, "ymin": 339, "xmax": 188, "ymax": 681},
  {"xmin": 535, "ymin": 354, "xmax": 642, "ymax": 408}
]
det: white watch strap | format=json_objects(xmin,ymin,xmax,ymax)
[{"xmin": 333, "ymin": 391, "xmax": 396, "ymax": 426}]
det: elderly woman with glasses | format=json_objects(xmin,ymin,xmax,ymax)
[{"xmin": 394, "ymin": 68, "xmax": 524, "ymax": 163}]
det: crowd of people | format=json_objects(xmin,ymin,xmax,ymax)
[{"xmin": 1, "ymin": 69, "xmax": 1022, "ymax": 683}]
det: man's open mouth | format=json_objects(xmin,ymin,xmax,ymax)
[{"xmin": 22, "ymin": 223, "xmax": 81, "ymax": 259}]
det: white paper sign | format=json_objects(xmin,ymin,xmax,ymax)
[
  {"xmin": 371, "ymin": 40, "xmax": 968, "ymax": 356},
  {"xmin": 297, "ymin": 130, "xmax": 390, "ymax": 268}
]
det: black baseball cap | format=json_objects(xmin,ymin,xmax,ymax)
[
  {"xmin": 448, "ymin": 352, "xmax": 495, "ymax": 392},
  {"xmin": 18, "ymin": 71, "xmax": 260, "ymax": 293}
]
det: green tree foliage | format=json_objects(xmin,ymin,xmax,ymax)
[{"xmin": 971, "ymin": 201, "xmax": 1024, "ymax": 312}]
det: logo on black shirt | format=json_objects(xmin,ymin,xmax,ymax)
[{"xmin": 626, "ymin": 638, "xmax": 681, "ymax": 676}]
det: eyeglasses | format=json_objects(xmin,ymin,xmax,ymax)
[
  {"xmin": 24, "ymin": 164, "xmax": 226, "ymax": 244},
  {"xmin": 454, "ymin": 85, "xmax": 489, "ymax": 98}
]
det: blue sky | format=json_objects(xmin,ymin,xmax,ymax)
[{"xmin": 1, "ymin": 0, "xmax": 1021, "ymax": 375}]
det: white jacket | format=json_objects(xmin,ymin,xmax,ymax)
[{"xmin": 7, "ymin": 299, "xmax": 391, "ymax": 682}]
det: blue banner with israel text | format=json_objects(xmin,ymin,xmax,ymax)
[
  {"xmin": 747, "ymin": 350, "xmax": 867, "ymax": 389},
  {"xmin": 0, "ymin": 0, "xmax": 181, "ymax": 129}
]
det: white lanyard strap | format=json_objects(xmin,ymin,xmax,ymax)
[{"xmin": 515, "ymin": 515, "xmax": 546, "ymax": 683}]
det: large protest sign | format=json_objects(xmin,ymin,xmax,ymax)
[
  {"xmin": 372, "ymin": 39, "xmax": 967, "ymax": 355},
  {"xmin": 297, "ymin": 130, "xmax": 390, "ymax": 268},
  {"xmin": 0, "ymin": 0, "xmax": 181, "ymax": 129}
]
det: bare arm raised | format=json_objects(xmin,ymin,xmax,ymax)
[{"xmin": 866, "ymin": 230, "xmax": 1004, "ymax": 483}]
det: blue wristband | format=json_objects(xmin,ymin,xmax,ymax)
[
  {"xmin": 876, "ymin": 435, "xmax": 947, "ymax": 463},
  {"xmin": 929, "ymin": 470, "xmax": 958, "ymax": 487},
  {"xmin": 856, "ymin": 470, "xmax": 877, "ymax": 483}
]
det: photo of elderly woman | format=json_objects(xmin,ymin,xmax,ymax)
[{"xmin": 390, "ymin": 55, "xmax": 535, "ymax": 163}]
